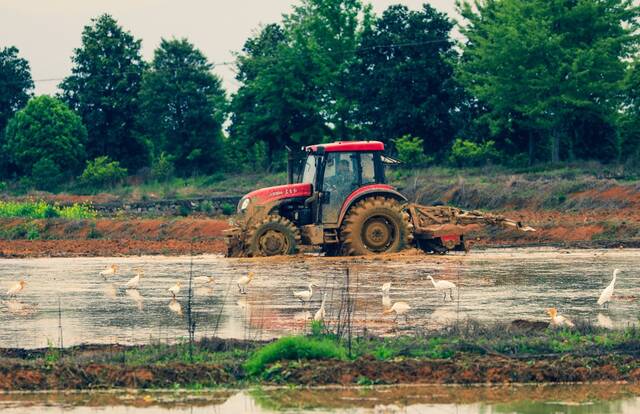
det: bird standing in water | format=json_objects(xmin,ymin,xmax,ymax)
[
  {"xmin": 547, "ymin": 307, "xmax": 575, "ymax": 328},
  {"xmin": 168, "ymin": 281, "xmax": 181, "ymax": 298},
  {"xmin": 124, "ymin": 270, "xmax": 143, "ymax": 290},
  {"xmin": 237, "ymin": 272, "xmax": 254, "ymax": 294},
  {"xmin": 314, "ymin": 292, "xmax": 327, "ymax": 321},
  {"xmin": 293, "ymin": 283, "xmax": 315, "ymax": 304},
  {"xmin": 99, "ymin": 264, "xmax": 118, "ymax": 278},
  {"xmin": 6, "ymin": 280, "xmax": 26, "ymax": 296},
  {"xmin": 383, "ymin": 301, "xmax": 411, "ymax": 323},
  {"xmin": 427, "ymin": 275, "xmax": 456, "ymax": 301},
  {"xmin": 597, "ymin": 269, "xmax": 619, "ymax": 308}
]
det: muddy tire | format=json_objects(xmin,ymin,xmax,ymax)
[
  {"xmin": 247, "ymin": 215, "xmax": 301, "ymax": 257},
  {"xmin": 340, "ymin": 196, "xmax": 412, "ymax": 256}
]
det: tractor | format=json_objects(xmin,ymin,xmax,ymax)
[{"xmin": 225, "ymin": 141, "xmax": 533, "ymax": 257}]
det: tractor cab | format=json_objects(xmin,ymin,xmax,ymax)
[{"xmin": 296, "ymin": 141, "xmax": 388, "ymax": 225}]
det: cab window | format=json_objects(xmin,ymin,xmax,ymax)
[{"xmin": 300, "ymin": 155, "xmax": 317, "ymax": 184}]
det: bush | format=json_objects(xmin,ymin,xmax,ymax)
[
  {"xmin": 151, "ymin": 152, "xmax": 175, "ymax": 182},
  {"xmin": 221, "ymin": 202, "xmax": 235, "ymax": 215},
  {"xmin": 448, "ymin": 138, "xmax": 501, "ymax": 167},
  {"xmin": 31, "ymin": 158, "xmax": 64, "ymax": 190},
  {"xmin": 393, "ymin": 135, "xmax": 432, "ymax": 166},
  {"xmin": 4, "ymin": 96, "xmax": 87, "ymax": 177},
  {"xmin": 0, "ymin": 201, "xmax": 96, "ymax": 219},
  {"xmin": 80, "ymin": 156, "xmax": 128, "ymax": 188},
  {"xmin": 244, "ymin": 336, "xmax": 347, "ymax": 375}
]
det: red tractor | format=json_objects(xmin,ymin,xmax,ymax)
[{"xmin": 226, "ymin": 141, "xmax": 533, "ymax": 257}]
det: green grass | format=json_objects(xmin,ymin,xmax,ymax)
[
  {"xmin": 0, "ymin": 200, "xmax": 96, "ymax": 219},
  {"xmin": 244, "ymin": 336, "xmax": 348, "ymax": 376}
]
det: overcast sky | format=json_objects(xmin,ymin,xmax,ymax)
[{"xmin": 1, "ymin": 0, "xmax": 459, "ymax": 96}]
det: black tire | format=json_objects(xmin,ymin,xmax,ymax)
[
  {"xmin": 247, "ymin": 215, "xmax": 301, "ymax": 257},
  {"xmin": 340, "ymin": 196, "xmax": 412, "ymax": 256}
]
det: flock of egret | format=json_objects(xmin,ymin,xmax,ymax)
[{"xmin": 0, "ymin": 264, "xmax": 626, "ymax": 331}]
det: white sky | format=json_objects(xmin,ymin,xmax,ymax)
[{"xmin": 0, "ymin": 0, "xmax": 459, "ymax": 96}]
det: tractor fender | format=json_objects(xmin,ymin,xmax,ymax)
[{"xmin": 337, "ymin": 185, "xmax": 408, "ymax": 227}]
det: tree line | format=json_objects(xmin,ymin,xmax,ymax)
[{"xmin": 1, "ymin": 0, "xmax": 639, "ymax": 190}]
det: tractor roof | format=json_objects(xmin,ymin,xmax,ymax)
[{"xmin": 306, "ymin": 141, "xmax": 384, "ymax": 153}]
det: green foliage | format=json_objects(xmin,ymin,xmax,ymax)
[
  {"xmin": 59, "ymin": 14, "xmax": 148, "ymax": 170},
  {"xmin": 0, "ymin": 200, "xmax": 96, "ymax": 219},
  {"xmin": 350, "ymin": 4, "xmax": 460, "ymax": 154},
  {"xmin": 449, "ymin": 138, "xmax": 501, "ymax": 167},
  {"xmin": 31, "ymin": 158, "xmax": 64, "ymax": 190},
  {"xmin": 244, "ymin": 336, "xmax": 347, "ymax": 375},
  {"xmin": 456, "ymin": 0, "xmax": 640, "ymax": 163},
  {"xmin": 151, "ymin": 152, "xmax": 175, "ymax": 182},
  {"xmin": 138, "ymin": 38, "xmax": 227, "ymax": 176},
  {"xmin": 80, "ymin": 156, "xmax": 128, "ymax": 189},
  {"xmin": 0, "ymin": 46, "xmax": 33, "ymax": 143},
  {"xmin": 393, "ymin": 135, "xmax": 433, "ymax": 166},
  {"xmin": 221, "ymin": 202, "xmax": 235, "ymax": 216},
  {"xmin": 3, "ymin": 96, "xmax": 87, "ymax": 181}
]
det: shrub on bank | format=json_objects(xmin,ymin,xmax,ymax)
[{"xmin": 244, "ymin": 336, "xmax": 347, "ymax": 375}]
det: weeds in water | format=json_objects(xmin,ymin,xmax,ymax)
[{"xmin": 244, "ymin": 336, "xmax": 347, "ymax": 376}]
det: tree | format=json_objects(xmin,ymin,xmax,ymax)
[
  {"xmin": 59, "ymin": 14, "xmax": 148, "ymax": 170},
  {"xmin": 457, "ymin": 0, "xmax": 640, "ymax": 163},
  {"xmin": 228, "ymin": 23, "xmax": 328, "ymax": 168},
  {"xmin": 350, "ymin": 4, "xmax": 460, "ymax": 155},
  {"xmin": 621, "ymin": 59, "xmax": 640, "ymax": 163},
  {"xmin": 285, "ymin": 0, "xmax": 373, "ymax": 139},
  {"xmin": 138, "ymin": 38, "xmax": 227, "ymax": 175},
  {"xmin": 0, "ymin": 46, "xmax": 33, "ymax": 138},
  {"xmin": 4, "ymin": 96, "xmax": 87, "ymax": 185}
]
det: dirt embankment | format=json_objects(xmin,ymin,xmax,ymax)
[
  {"xmin": 1, "ymin": 345, "xmax": 639, "ymax": 391},
  {"xmin": 0, "ymin": 174, "xmax": 638, "ymax": 257}
]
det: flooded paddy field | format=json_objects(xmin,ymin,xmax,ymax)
[
  {"xmin": 2, "ymin": 383, "xmax": 640, "ymax": 413},
  {"xmin": 1, "ymin": 248, "xmax": 639, "ymax": 349}
]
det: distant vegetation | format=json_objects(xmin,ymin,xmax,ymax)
[
  {"xmin": 0, "ymin": 201, "xmax": 96, "ymax": 219},
  {"xmin": 1, "ymin": 0, "xmax": 640, "ymax": 193}
]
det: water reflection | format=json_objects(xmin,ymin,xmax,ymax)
[
  {"xmin": 1, "ymin": 384, "xmax": 640, "ymax": 413},
  {"xmin": 0, "ymin": 248, "xmax": 639, "ymax": 348}
]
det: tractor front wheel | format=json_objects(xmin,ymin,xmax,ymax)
[
  {"xmin": 340, "ymin": 197, "xmax": 412, "ymax": 256},
  {"xmin": 247, "ymin": 215, "xmax": 301, "ymax": 257}
]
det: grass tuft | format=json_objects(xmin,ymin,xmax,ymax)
[{"xmin": 244, "ymin": 336, "xmax": 347, "ymax": 376}]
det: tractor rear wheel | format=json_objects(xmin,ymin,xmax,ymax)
[
  {"xmin": 247, "ymin": 215, "xmax": 301, "ymax": 257},
  {"xmin": 340, "ymin": 196, "xmax": 412, "ymax": 256}
]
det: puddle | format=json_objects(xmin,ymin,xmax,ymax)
[
  {"xmin": 1, "ymin": 383, "xmax": 640, "ymax": 413},
  {"xmin": 0, "ymin": 248, "xmax": 639, "ymax": 348}
]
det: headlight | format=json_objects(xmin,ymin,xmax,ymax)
[{"xmin": 239, "ymin": 197, "xmax": 251, "ymax": 212}]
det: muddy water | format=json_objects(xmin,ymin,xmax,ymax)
[
  {"xmin": 2, "ymin": 384, "xmax": 640, "ymax": 413},
  {"xmin": 1, "ymin": 248, "xmax": 639, "ymax": 348}
]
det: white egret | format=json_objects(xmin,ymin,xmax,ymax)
[
  {"xmin": 194, "ymin": 276, "xmax": 214, "ymax": 285},
  {"xmin": 547, "ymin": 307, "xmax": 575, "ymax": 328},
  {"xmin": 597, "ymin": 269, "xmax": 619, "ymax": 308},
  {"xmin": 293, "ymin": 283, "xmax": 316, "ymax": 304},
  {"xmin": 314, "ymin": 293, "xmax": 327, "ymax": 321},
  {"xmin": 124, "ymin": 270, "xmax": 143, "ymax": 290},
  {"xmin": 383, "ymin": 301, "xmax": 411, "ymax": 323},
  {"xmin": 99, "ymin": 264, "xmax": 118, "ymax": 278},
  {"xmin": 427, "ymin": 275, "xmax": 456, "ymax": 301},
  {"xmin": 237, "ymin": 272, "xmax": 254, "ymax": 294},
  {"xmin": 6, "ymin": 280, "xmax": 25, "ymax": 296},
  {"xmin": 381, "ymin": 282, "xmax": 391, "ymax": 295},
  {"xmin": 168, "ymin": 281, "xmax": 181, "ymax": 298}
]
